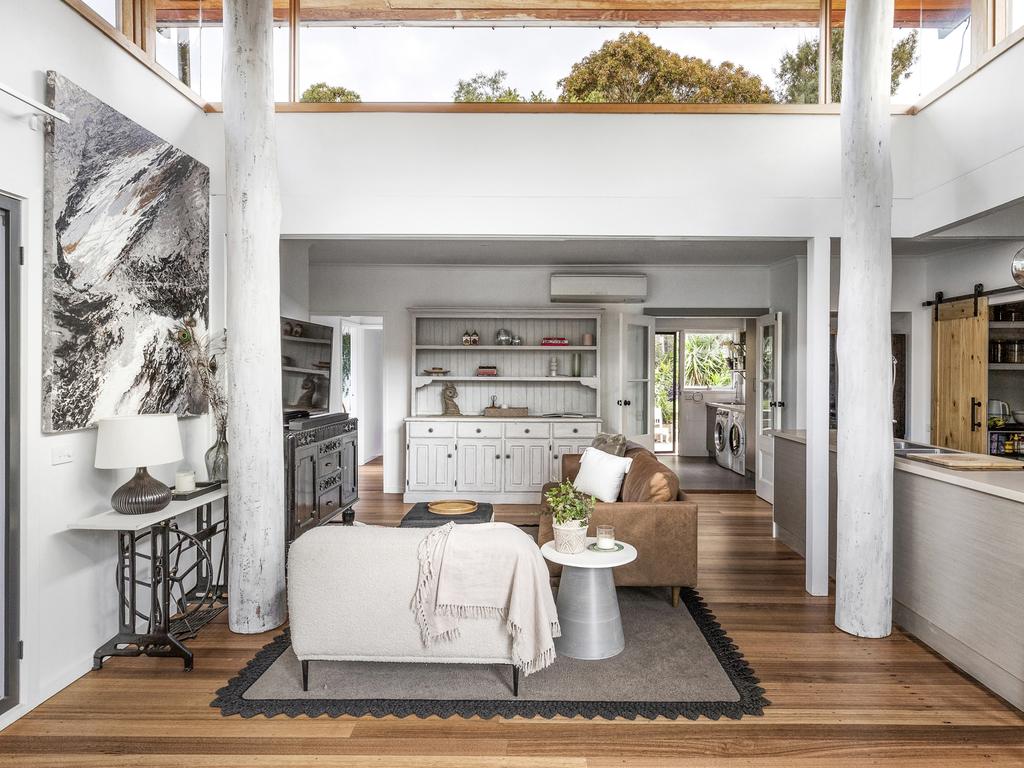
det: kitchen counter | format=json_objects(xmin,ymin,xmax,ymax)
[
  {"xmin": 770, "ymin": 429, "xmax": 1024, "ymax": 504},
  {"xmin": 406, "ymin": 415, "xmax": 601, "ymax": 422},
  {"xmin": 770, "ymin": 428, "xmax": 1024, "ymax": 711}
]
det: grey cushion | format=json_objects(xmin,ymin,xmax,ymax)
[{"xmin": 591, "ymin": 432, "xmax": 627, "ymax": 457}]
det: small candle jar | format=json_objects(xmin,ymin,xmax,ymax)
[
  {"xmin": 596, "ymin": 525, "xmax": 616, "ymax": 550},
  {"xmin": 174, "ymin": 470, "xmax": 196, "ymax": 493}
]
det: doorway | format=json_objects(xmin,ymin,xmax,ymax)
[
  {"xmin": 0, "ymin": 193, "xmax": 21, "ymax": 717},
  {"xmin": 654, "ymin": 332, "xmax": 678, "ymax": 454}
]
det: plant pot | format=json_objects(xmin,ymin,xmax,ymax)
[{"xmin": 552, "ymin": 517, "xmax": 588, "ymax": 554}]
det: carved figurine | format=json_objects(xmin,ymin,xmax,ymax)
[
  {"xmin": 441, "ymin": 383, "xmax": 461, "ymax": 416},
  {"xmin": 295, "ymin": 375, "xmax": 319, "ymax": 409}
]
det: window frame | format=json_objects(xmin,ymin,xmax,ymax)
[{"xmin": 62, "ymin": 0, "xmax": 1023, "ymax": 114}]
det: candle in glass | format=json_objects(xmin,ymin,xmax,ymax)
[
  {"xmin": 174, "ymin": 470, "xmax": 196, "ymax": 493},
  {"xmin": 596, "ymin": 525, "xmax": 616, "ymax": 549}
]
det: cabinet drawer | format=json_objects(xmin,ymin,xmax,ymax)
[
  {"xmin": 407, "ymin": 422, "xmax": 455, "ymax": 438},
  {"xmin": 318, "ymin": 486, "xmax": 341, "ymax": 520},
  {"xmin": 318, "ymin": 452, "xmax": 341, "ymax": 475},
  {"xmin": 457, "ymin": 422, "xmax": 502, "ymax": 438},
  {"xmin": 552, "ymin": 422, "xmax": 599, "ymax": 439},
  {"xmin": 505, "ymin": 422, "xmax": 550, "ymax": 439}
]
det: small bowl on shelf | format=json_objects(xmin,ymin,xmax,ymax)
[{"xmin": 1013, "ymin": 411, "xmax": 1024, "ymax": 424}]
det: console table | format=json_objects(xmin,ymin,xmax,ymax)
[{"xmin": 68, "ymin": 487, "xmax": 228, "ymax": 672}]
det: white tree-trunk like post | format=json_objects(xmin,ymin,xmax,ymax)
[
  {"xmin": 835, "ymin": 0, "xmax": 895, "ymax": 638},
  {"xmin": 223, "ymin": 0, "xmax": 286, "ymax": 633}
]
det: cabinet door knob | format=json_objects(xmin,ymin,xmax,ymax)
[
  {"xmin": 524, "ymin": 428, "xmax": 530, "ymax": 434},
  {"xmin": 506, "ymin": 454, "xmax": 511, "ymax": 459},
  {"xmin": 476, "ymin": 428, "xmax": 481, "ymax": 433},
  {"xmin": 572, "ymin": 428, "xmax": 578, "ymax": 433},
  {"xmin": 624, "ymin": 400, "xmax": 632, "ymax": 406},
  {"xmin": 617, "ymin": 399, "xmax": 624, "ymax": 406},
  {"xmin": 447, "ymin": 453, "xmax": 452, "ymax": 458},
  {"xmin": 428, "ymin": 427, "xmax": 434, "ymax": 433}
]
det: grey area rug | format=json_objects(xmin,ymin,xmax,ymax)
[{"xmin": 212, "ymin": 587, "xmax": 768, "ymax": 720}]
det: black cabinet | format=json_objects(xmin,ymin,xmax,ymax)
[{"xmin": 285, "ymin": 414, "xmax": 358, "ymax": 542}]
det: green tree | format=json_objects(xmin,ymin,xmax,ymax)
[
  {"xmin": 557, "ymin": 32, "xmax": 775, "ymax": 104},
  {"xmin": 654, "ymin": 338, "xmax": 677, "ymax": 426},
  {"xmin": 453, "ymin": 70, "xmax": 551, "ymax": 103},
  {"xmin": 775, "ymin": 28, "xmax": 919, "ymax": 104},
  {"xmin": 684, "ymin": 334, "xmax": 733, "ymax": 388},
  {"xmin": 301, "ymin": 82, "xmax": 361, "ymax": 103}
]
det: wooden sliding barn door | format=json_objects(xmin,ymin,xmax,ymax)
[{"xmin": 931, "ymin": 298, "xmax": 988, "ymax": 453}]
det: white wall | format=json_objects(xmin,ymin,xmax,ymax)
[
  {"xmin": 280, "ymin": 240, "xmax": 310, "ymax": 321},
  {"xmin": 0, "ymin": 0, "xmax": 223, "ymax": 727},
  {"xmin": 309, "ymin": 263, "xmax": 771, "ymax": 492}
]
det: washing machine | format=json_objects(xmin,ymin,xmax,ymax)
[
  {"xmin": 729, "ymin": 410, "xmax": 746, "ymax": 476},
  {"xmin": 714, "ymin": 408, "xmax": 732, "ymax": 469}
]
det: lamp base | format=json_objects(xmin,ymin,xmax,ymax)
[{"xmin": 111, "ymin": 467, "xmax": 172, "ymax": 515}]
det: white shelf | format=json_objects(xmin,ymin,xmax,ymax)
[
  {"xmin": 282, "ymin": 335, "xmax": 330, "ymax": 345},
  {"xmin": 416, "ymin": 345, "xmax": 597, "ymax": 351},
  {"xmin": 989, "ymin": 321, "xmax": 1024, "ymax": 329},
  {"xmin": 283, "ymin": 366, "xmax": 330, "ymax": 376},
  {"xmin": 989, "ymin": 363, "xmax": 1024, "ymax": 370},
  {"xmin": 413, "ymin": 375, "xmax": 599, "ymax": 390}
]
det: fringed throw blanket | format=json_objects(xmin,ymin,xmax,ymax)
[{"xmin": 413, "ymin": 522, "xmax": 561, "ymax": 675}]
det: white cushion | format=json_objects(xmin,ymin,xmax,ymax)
[{"xmin": 572, "ymin": 447, "xmax": 634, "ymax": 503}]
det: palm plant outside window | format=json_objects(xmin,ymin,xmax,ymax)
[{"xmin": 683, "ymin": 333, "xmax": 735, "ymax": 389}]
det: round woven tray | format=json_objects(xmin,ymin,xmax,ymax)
[{"xmin": 427, "ymin": 500, "xmax": 479, "ymax": 515}]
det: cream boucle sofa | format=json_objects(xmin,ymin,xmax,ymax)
[{"xmin": 287, "ymin": 525, "xmax": 520, "ymax": 693}]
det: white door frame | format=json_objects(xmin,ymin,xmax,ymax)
[{"xmin": 755, "ymin": 312, "xmax": 783, "ymax": 502}]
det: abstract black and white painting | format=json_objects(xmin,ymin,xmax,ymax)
[{"xmin": 42, "ymin": 72, "xmax": 210, "ymax": 432}]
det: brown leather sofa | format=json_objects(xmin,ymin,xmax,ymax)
[{"xmin": 537, "ymin": 444, "xmax": 698, "ymax": 607}]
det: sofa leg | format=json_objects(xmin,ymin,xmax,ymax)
[
  {"xmin": 301, "ymin": 660, "xmax": 309, "ymax": 692},
  {"xmin": 511, "ymin": 665, "xmax": 519, "ymax": 697},
  {"xmin": 671, "ymin": 586, "xmax": 681, "ymax": 608}
]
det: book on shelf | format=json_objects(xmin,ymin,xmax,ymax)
[{"xmin": 540, "ymin": 337, "xmax": 569, "ymax": 346}]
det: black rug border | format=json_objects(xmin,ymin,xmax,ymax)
[{"xmin": 211, "ymin": 587, "xmax": 769, "ymax": 720}]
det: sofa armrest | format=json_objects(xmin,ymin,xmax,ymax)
[{"xmin": 592, "ymin": 501, "xmax": 698, "ymax": 588}]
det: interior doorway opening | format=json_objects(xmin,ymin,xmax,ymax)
[
  {"xmin": 311, "ymin": 314, "xmax": 385, "ymax": 472},
  {"xmin": 654, "ymin": 332, "xmax": 678, "ymax": 454}
]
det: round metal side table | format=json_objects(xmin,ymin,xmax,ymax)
[{"xmin": 541, "ymin": 538, "xmax": 638, "ymax": 660}]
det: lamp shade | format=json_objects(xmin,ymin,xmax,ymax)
[{"xmin": 94, "ymin": 414, "xmax": 184, "ymax": 469}]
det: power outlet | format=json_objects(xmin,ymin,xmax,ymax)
[{"xmin": 50, "ymin": 446, "xmax": 73, "ymax": 465}]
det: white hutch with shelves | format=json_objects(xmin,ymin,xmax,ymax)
[{"xmin": 404, "ymin": 308, "xmax": 603, "ymax": 503}]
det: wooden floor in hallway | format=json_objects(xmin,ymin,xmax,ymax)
[{"xmin": 0, "ymin": 457, "xmax": 1020, "ymax": 767}]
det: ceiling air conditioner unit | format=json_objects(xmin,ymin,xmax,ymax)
[{"xmin": 550, "ymin": 273, "xmax": 648, "ymax": 303}]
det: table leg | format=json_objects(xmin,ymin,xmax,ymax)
[{"xmin": 553, "ymin": 566, "xmax": 625, "ymax": 660}]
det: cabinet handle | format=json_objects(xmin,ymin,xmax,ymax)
[
  {"xmin": 524, "ymin": 428, "xmax": 530, "ymax": 434},
  {"xmin": 506, "ymin": 454, "xmax": 511, "ymax": 459},
  {"xmin": 326, "ymin": 500, "xmax": 334, "ymax": 507},
  {"xmin": 476, "ymin": 428, "xmax": 481, "ymax": 433},
  {"xmin": 617, "ymin": 399, "xmax": 623, "ymax": 406},
  {"xmin": 572, "ymin": 428, "xmax": 578, "ymax": 433},
  {"xmin": 324, "ymin": 462, "xmax": 333, "ymax": 468},
  {"xmin": 623, "ymin": 400, "xmax": 632, "ymax": 406},
  {"xmin": 428, "ymin": 427, "xmax": 434, "ymax": 433},
  {"xmin": 447, "ymin": 453, "xmax": 453, "ymax": 458},
  {"xmin": 971, "ymin": 397, "xmax": 982, "ymax": 432}
]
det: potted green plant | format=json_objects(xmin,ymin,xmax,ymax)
[{"xmin": 545, "ymin": 480, "xmax": 595, "ymax": 554}]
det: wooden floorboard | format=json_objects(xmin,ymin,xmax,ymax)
[{"xmin": 1, "ymin": 457, "xmax": 1021, "ymax": 766}]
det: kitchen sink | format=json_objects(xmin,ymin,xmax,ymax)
[{"xmin": 892, "ymin": 439, "xmax": 959, "ymax": 457}]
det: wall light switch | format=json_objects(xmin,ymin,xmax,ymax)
[{"xmin": 51, "ymin": 446, "xmax": 73, "ymax": 465}]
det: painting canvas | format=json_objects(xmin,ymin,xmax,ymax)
[{"xmin": 42, "ymin": 72, "xmax": 210, "ymax": 433}]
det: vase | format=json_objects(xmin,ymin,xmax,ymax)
[
  {"xmin": 552, "ymin": 517, "xmax": 588, "ymax": 554},
  {"xmin": 205, "ymin": 425, "xmax": 229, "ymax": 483}
]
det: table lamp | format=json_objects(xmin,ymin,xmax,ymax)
[{"xmin": 95, "ymin": 414, "xmax": 184, "ymax": 515}]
